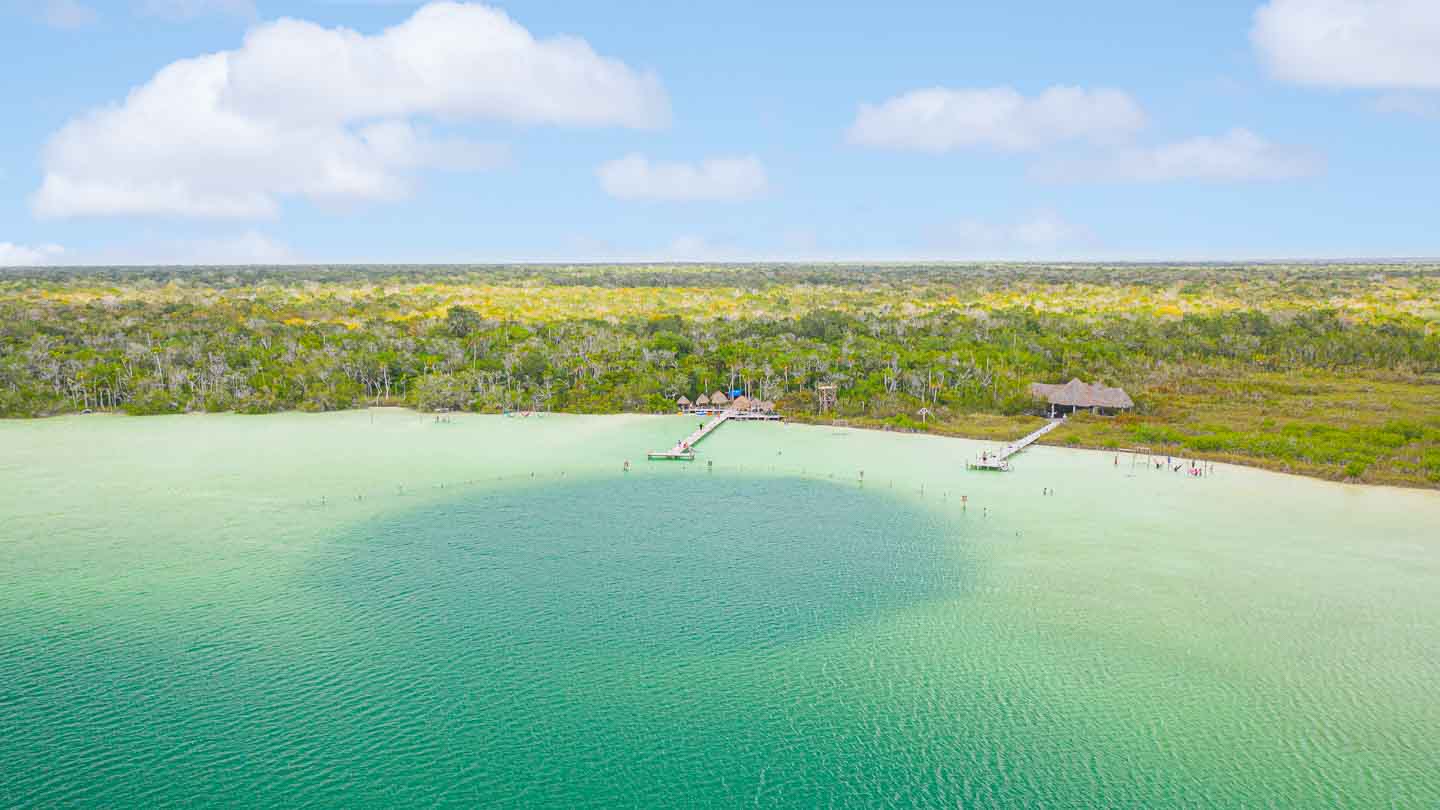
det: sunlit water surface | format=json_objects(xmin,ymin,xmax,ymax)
[{"xmin": 1, "ymin": 410, "xmax": 1437, "ymax": 807}]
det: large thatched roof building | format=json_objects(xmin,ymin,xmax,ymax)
[{"xmin": 1029, "ymin": 378, "xmax": 1133, "ymax": 416}]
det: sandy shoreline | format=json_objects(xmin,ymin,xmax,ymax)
[{"xmin": 7, "ymin": 404, "xmax": 1440, "ymax": 495}]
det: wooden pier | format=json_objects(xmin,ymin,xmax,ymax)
[
  {"xmin": 648, "ymin": 410, "xmax": 733, "ymax": 460},
  {"xmin": 647, "ymin": 409, "xmax": 781, "ymax": 460},
  {"xmin": 968, "ymin": 419, "xmax": 1063, "ymax": 471}
]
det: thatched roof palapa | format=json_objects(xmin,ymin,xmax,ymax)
[
  {"xmin": 676, "ymin": 395, "xmax": 692, "ymax": 406},
  {"xmin": 732, "ymin": 395, "xmax": 751, "ymax": 411},
  {"xmin": 695, "ymin": 393, "xmax": 710, "ymax": 405},
  {"xmin": 710, "ymin": 391, "xmax": 729, "ymax": 404},
  {"xmin": 1029, "ymin": 378, "xmax": 1133, "ymax": 409}
]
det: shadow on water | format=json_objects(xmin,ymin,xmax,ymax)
[
  {"xmin": 0, "ymin": 473, "xmax": 979, "ymax": 808},
  {"xmin": 318, "ymin": 473, "xmax": 971, "ymax": 659},
  {"xmin": 271, "ymin": 473, "xmax": 978, "ymax": 806}
]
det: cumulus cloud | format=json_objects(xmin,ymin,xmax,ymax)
[
  {"xmin": 1033, "ymin": 129, "xmax": 1323, "ymax": 183},
  {"xmin": 846, "ymin": 85, "xmax": 1146, "ymax": 152},
  {"xmin": 1252, "ymin": 0, "xmax": 1440, "ymax": 89},
  {"xmin": 356, "ymin": 120, "xmax": 509, "ymax": 172},
  {"xmin": 0, "ymin": 242, "xmax": 66, "ymax": 266},
  {"xmin": 928, "ymin": 212, "xmax": 1094, "ymax": 257},
  {"xmin": 34, "ymin": 2, "xmax": 669, "ymax": 219},
  {"xmin": 596, "ymin": 154, "xmax": 768, "ymax": 201}
]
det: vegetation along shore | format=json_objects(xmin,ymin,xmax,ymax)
[{"xmin": 2, "ymin": 263, "xmax": 1437, "ymax": 488}]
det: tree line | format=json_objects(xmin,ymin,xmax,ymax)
[{"xmin": 2, "ymin": 284, "xmax": 1434, "ymax": 420}]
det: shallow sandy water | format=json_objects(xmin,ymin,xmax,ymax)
[{"xmin": 1, "ymin": 410, "xmax": 1436, "ymax": 806}]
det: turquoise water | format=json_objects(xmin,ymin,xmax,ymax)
[{"xmin": 2, "ymin": 410, "xmax": 1438, "ymax": 806}]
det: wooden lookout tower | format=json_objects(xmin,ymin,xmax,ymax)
[{"xmin": 817, "ymin": 384, "xmax": 837, "ymax": 413}]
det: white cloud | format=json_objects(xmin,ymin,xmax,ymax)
[
  {"xmin": 928, "ymin": 212, "xmax": 1094, "ymax": 257},
  {"xmin": 1033, "ymin": 129, "xmax": 1322, "ymax": 183},
  {"xmin": 42, "ymin": 0, "xmax": 98, "ymax": 28},
  {"xmin": 1252, "ymin": 0, "xmax": 1440, "ymax": 89},
  {"xmin": 596, "ymin": 154, "xmax": 768, "ymax": 201},
  {"xmin": 34, "ymin": 2, "xmax": 668, "ymax": 219},
  {"xmin": 357, "ymin": 120, "xmax": 509, "ymax": 172},
  {"xmin": 846, "ymin": 85, "xmax": 1146, "ymax": 153},
  {"xmin": 0, "ymin": 242, "xmax": 66, "ymax": 266}
]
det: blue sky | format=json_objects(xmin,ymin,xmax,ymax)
[{"xmin": 2, "ymin": 0, "xmax": 1439, "ymax": 264}]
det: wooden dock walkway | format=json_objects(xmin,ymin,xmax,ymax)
[
  {"xmin": 646, "ymin": 408, "xmax": 783, "ymax": 460},
  {"xmin": 968, "ymin": 418, "xmax": 1063, "ymax": 471},
  {"xmin": 648, "ymin": 410, "xmax": 735, "ymax": 460}
]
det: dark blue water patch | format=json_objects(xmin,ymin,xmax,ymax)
[
  {"xmin": 0, "ymin": 474, "xmax": 975, "ymax": 808},
  {"xmin": 320, "ymin": 473, "xmax": 970, "ymax": 658}
]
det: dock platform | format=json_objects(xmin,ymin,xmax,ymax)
[
  {"xmin": 968, "ymin": 418, "xmax": 1063, "ymax": 471},
  {"xmin": 647, "ymin": 409, "xmax": 782, "ymax": 460},
  {"xmin": 648, "ymin": 410, "xmax": 733, "ymax": 460}
]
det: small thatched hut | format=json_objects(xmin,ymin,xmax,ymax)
[
  {"xmin": 676, "ymin": 395, "xmax": 692, "ymax": 409},
  {"xmin": 710, "ymin": 391, "xmax": 729, "ymax": 405},
  {"xmin": 695, "ymin": 393, "xmax": 710, "ymax": 406},
  {"xmin": 1029, "ymin": 378, "xmax": 1133, "ymax": 416},
  {"xmin": 732, "ymin": 395, "xmax": 751, "ymax": 411}
]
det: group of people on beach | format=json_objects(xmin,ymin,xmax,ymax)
[{"xmin": 1141, "ymin": 454, "xmax": 1213, "ymax": 477}]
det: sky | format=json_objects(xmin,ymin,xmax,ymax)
[{"xmin": 2, "ymin": 0, "xmax": 1439, "ymax": 265}]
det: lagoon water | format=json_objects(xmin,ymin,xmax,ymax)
[{"xmin": 2, "ymin": 410, "xmax": 1438, "ymax": 807}]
